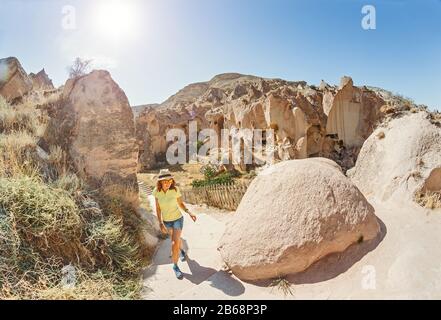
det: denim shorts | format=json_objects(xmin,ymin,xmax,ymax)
[{"xmin": 163, "ymin": 216, "xmax": 184, "ymax": 230}]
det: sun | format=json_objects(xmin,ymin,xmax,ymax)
[{"xmin": 93, "ymin": 0, "xmax": 138, "ymax": 42}]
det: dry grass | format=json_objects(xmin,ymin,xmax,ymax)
[
  {"xmin": 97, "ymin": 185, "xmax": 151, "ymax": 265},
  {"xmin": 139, "ymin": 189, "xmax": 151, "ymax": 212},
  {"xmin": 0, "ymin": 97, "xmax": 40, "ymax": 135},
  {"xmin": 47, "ymin": 145, "xmax": 68, "ymax": 177},
  {"xmin": 0, "ymin": 131, "xmax": 39, "ymax": 178},
  {"xmin": 85, "ymin": 214, "xmax": 141, "ymax": 274},
  {"xmin": 270, "ymin": 277, "xmax": 294, "ymax": 297},
  {"xmin": 52, "ymin": 172, "xmax": 85, "ymax": 196},
  {"xmin": 0, "ymin": 175, "xmax": 144, "ymax": 300},
  {"xmin": 0, "ymin": 96, "xmax": 146, "ymax": 300},
  {"xmin": 415, "ymin": 190, "xmax": 441, "ymax": 209},
  {"xmin": 0, "ymin": 260, "xmax": 141, "ymax": 300},
  {"xmin": 0, "ymin": 176, "xmax": 87, "ymax": 261}
]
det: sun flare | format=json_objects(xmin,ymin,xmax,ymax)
[{"xmin": 93, "ymin": 0, "xmax": 138, "ymax": 42}]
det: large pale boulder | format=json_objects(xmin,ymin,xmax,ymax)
[
  {"xmin": 0, "ymin": 57, "xmax": 33, "ymax": 102},
  {"xmin": 44, "ymin": 70, "xmax": 138, "ymax": 189},
  {"xmin": 348, "ymin": 111, "xmax": 441, "ymax": 203},
  {"xmin": 218, "ymin": 158, "xmax": 380, "ymax": 281}
]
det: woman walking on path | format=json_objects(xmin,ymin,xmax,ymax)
[{"xmin": 153, "ymin": 169, "xmax": 197, "ymax": 279}]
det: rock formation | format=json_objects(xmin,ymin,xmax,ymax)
[
  {"xmin": 323, "ymin": 76, "xmax": 385, "ymax": 148},
  {"xmin": 348, "ymin": 111, "xmax": 441, "ymax": 204},
  {"xmin": 132, "ymin": 103, "xmax": 159, "ymax": 118},
  {"xmin": 29, "ymin": 69, "xmax": 54, "ymax": 91},
  {"xmin": 0, "ymin": 57, "xmax": 58, "ymax": 105},
  {"xmin": 0, "ymin": 57, "xmax": 33, "ymax": 102},
  {"xmin": 136, "ymin": 103, "xmax": 212, "ymax": 170},
  {"xmin": 43, "ymin": 70, "xmax": 139, "ymax": 190},
  {"xmin": 136, "ymin": 74, "xmax": 317, "ymax": 170},
  {"xmin": 135, "ymin": 73, "xmax": 387, "ymax": 172},
  {"xmin": 218, "ymin": 158, "xmax": 380, "ymax": 281}
]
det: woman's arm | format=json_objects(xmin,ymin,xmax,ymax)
[
  {"xmin": 177, "ymin": 197, "xmax": 197, "ymax": 222},
  {"xmin": 155, "ymin": 198, "xmax": 162, "ymax": 222},
  {"xmin": 155, "ymin": 198, "xmax": 167, "ymax": 233}
]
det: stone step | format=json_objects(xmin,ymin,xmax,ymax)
[{"xmin": 138, "ymin": 181, "xmax": 153, "ymax": 195}]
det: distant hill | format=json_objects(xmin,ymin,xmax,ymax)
[{"xmin": 131, "ymin": 103, "xmax": 160, "ymax": 117}]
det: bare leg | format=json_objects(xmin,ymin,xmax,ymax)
[
  {"xmin": 171, "ymin": 228, "xmax": 182, "ymax": 265},
  {"xmin": 168, "ymin": 228, "xmax": 173, "ymax": 258}
]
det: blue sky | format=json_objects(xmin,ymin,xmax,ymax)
[{"xmin": 0, "ymin": 0, "xmax": 440, "ymax": 110}]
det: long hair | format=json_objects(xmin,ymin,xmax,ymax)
[{"xmin": 156, "ymin": 178, "xmax": 177, "ymax": 193}]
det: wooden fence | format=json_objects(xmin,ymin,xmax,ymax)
[{"xmin": 181, "ymin": 182, "xmax": 250, "ymax": 211}]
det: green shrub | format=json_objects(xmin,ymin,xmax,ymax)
[
  {"xmin": 191, "ymin": 172, "xmax": 234, "ymax": 188},
  {"xmin": 201, "ymin": 164, "xmax": 217, "ymax": 180}
]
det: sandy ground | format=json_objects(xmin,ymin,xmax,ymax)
[
  {"xmin": 138, "ymin": 164, "xmax": 206, "ymax": 191},
  {"xmin": 137, "ymin": 164, "xmax": 255, "ymax": 191},
  {"xmin": 279, "ymin": 199, "xmax": 441, "ymax": 299},
  {"xmin": 141, "ymin": 196, "xmax": 441, "ymax": 300},
  {"xmin": 141, "ymin": 204, "xmax": 280, "ymax": 300}
]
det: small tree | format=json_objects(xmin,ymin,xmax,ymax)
[{"xmin": 67, "ymin": 57, "xmax": 92, "ymax": 79}]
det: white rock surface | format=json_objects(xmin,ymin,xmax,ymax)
[
  {"xmin": 218, "ymin": 158, "xmax": 380, "ymax": 281},
  {"xmin": 348, "ymin": 111, "xmax": 441, "ymax": 203}
]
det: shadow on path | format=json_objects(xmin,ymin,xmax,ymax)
[
  {"xmin": 182, "ymin": 256, "xmax": 218, "ymax": 285},
  {"xmin": 182, "ymin": 257, "xmax": 245, "ymax": 297},
  {"xmin": 206, "ymin": 271, "xmax": 246, "ymax": 297}
]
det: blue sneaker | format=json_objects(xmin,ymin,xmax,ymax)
[
  {"xmin": 180, "ymin": 249, "xmax": 187, "ymax": 262},
  {"xmin": 173, "ymin": 264, "xmax": 183, "ymax": 280}
]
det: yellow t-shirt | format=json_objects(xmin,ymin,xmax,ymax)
[{"xmin": 152, "ymin": 187, "xmax": 183, "ymax": 222}]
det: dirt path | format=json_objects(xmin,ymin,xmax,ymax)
[
  {"xmin": 141, "ymin": 203, "xmax": 279, "ymax": 300},
  {"xmin": 141, "ymin": 199, "xmax": 441, "ymax": 299}
]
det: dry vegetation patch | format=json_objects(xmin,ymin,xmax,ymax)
[
  {"xmin": 0, "ymin": 96, "xmax": 146, "ymax": 300},
  {"xmin": 415, "ymin": 190, "xmax": 441, "ymax": 209}
]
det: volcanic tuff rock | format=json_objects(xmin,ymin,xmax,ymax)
[
  {"xmin": 43, "ymin": 70, "xmax": 139, "ymax": 190},
  {"xmin": 218, "ymin": 158, "xmax": 380, "ymax": 281},
  {"xmin": 323, "ymin": 76, "xmax": 385, "ymax": 148},
  {"xmin": 348, "ymin": 111, "xmax": 441, "ymax": 204},
  {"xmin": 0, "ymin": 57, "xmax": 58, "ymax": 105},
  {"xmin": 0, "ymin": 57, "xmax": 33, "ymax": 102},
  {"xmin": 29, "ymin": 69, "xmax": 54, "ymax": 91},
  {"xmin": 135, "ymin": 73, "xmax": 387, "ymax": 171}
]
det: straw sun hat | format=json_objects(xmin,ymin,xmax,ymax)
[{"xmin": 157, "ymin": 169, "xmax": 174, "ymax": 182}]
